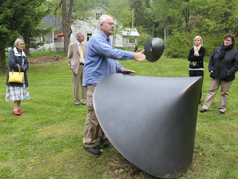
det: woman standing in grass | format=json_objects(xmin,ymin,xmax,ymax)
[
  {"xmin": 5, "ymin": 38, "xmax": 30, "ymax": 116},
  {"xmin": 188, "ymin": 36, "xmax": 206, "ymax": 104},
  {"xmin": 200, "ymin": 34, "xmax": 238, "ymax": 114}
]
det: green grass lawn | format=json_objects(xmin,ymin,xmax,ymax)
[{"xmin": 0, "ymin": 56, "xmax": 237, "ymax": 179}]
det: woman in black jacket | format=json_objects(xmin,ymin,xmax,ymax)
[
  {"xmin": 188, "ymin": 36, "xmax": 206, "ymax": 103},
  {"xmin": 200, "ymin": 34, "xmax": 238, "ymax": 114},
  {"xmin": 5, "ymin": 38, "xmax": 30, "ymax": 115}
]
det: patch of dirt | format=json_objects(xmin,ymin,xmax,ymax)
[
  {"xmin": 104, "ymin": 148, "xmax": 157, "ymax": 179},
  {"xmin": 28, "ymin": 55, "xmax": 63, "ymax": 64},
  {"xmin": 105, "ymin": 148, "xmax": 204, "ymax": 179}
]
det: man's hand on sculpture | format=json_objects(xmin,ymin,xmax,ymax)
[{"xmin": 122, "ymin": 69, "xmax": 136, "ymax": 74}]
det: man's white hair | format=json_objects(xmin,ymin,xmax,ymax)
[
  {"xmin": 98, "ymin": 14, "xmax": 113, "ymax": 29},
  {"xmin": 76, "ymin": 31, "xmax": 83, "ymax": 37}
]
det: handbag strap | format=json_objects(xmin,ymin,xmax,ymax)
[{"xmin": 12, "ymin": 64, "xmax": 21, "ymax": 75}]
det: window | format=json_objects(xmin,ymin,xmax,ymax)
[
  {"xmin": 87, "ymin": 33, "xmax": 92, "ymax": 41},
  {"xmin": 96, "ymin": 13, "xmax": 102, "ymax": 20},
  {"xmin": 129, "ymin": 38, "xmax": 135, "ymax": 43}
]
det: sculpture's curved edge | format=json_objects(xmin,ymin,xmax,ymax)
[{"xmin": 93, "ymin": 74, "xmax": 202, "ymax": 178}]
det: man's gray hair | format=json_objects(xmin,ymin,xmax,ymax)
[
  {"xmin": 98, "ymin": 14, "xmax": 112, "ymax": 29},
  {"xmin": 14, "ymin": 38, "xmax": 24, "ymax": 48},
  {"xmin": 76, "ymin": 31, "xmax": 84, "ymax": 37}
]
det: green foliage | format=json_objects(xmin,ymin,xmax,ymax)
[
  {"xmin": 137, "ymin": 29, "xmax": 153, "ymax": 46},
  {"xmin": 202, "ymin": 34, "xmax": 224, "ymax": 56},
  {"xmin": 164, "ymin": 31, "xmax": 238, "ymax": 59},
  {"xmin": 150, "ymin": 0, "xmax": 238, "ymax": 39},
  {"xmin": 17, "ymin": 0, "xmax": 51, "ymax": 50},
  {"xmin": 129, "ymin": 0, "xmax": 144, "ymax": 27},
  {"xmin": 164, "ymin": 31, "xmax": 192, "ymax": 58},
  {"xmin": 0, "ymin": 0, "xmax": 49, "ymax": 69},
  {"xmin": 107, "ymin": 0, "xmax": 132, "ymax": 27}
]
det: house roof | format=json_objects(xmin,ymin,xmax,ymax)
[
  {"xmin": 85, "ymin": 3, "xmax": 121, "ymax": 20},
  {"xmin": 42, "ymin": 15, "xmax": 62, "ymax": 27},
  {"xmin": 122, "ymin": 28, "xmax": 140, "ymax": 37}
]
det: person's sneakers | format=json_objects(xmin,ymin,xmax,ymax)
[
  {"xmin": 18, "ymin": 109, "xmax": 24, "ymax": 114},
  {"xmin": 75, "ymin": 104, "xmax": 79, "ymax": 106},
  {"xmin": 104, "ymin": 143, "xmax": 113, "ymax": 148},
  {"xmin": 199, "ymin": 109, "xmax": 207, "ymax": 113},
  {"xmin": 220, "ymin": 111, "xmax": 225, "ymax": 114},
  {"xmin": 83, "ymin": 146, "xmax": 101, "ymax": 155},
  {"xmin": 13, "ymin": 111, "xmax": 21, "ymax": 115}
]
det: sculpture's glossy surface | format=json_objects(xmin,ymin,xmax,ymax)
[
  {"xmin": 144, "ymin": 38, "xmax": 165, "ymax": 62},
  {"xmin": 94, "ymin": 74, "xmax": 202, "ymax": 178}
]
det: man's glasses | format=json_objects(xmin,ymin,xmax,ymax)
[{"xmin": 103, "ymin": 22, "xmax": 114, "ymax": 26}]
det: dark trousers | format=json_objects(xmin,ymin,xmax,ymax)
[{"xmin": 189, "ymin": 70, "xmax": 204, "ymax": 103}]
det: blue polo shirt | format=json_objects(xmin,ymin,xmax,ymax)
[{"xmin": 83, "ymin": 31, "xmax": 134, "ymax": 86}]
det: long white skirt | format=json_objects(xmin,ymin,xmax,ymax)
[{"xmin": 5, "ymin": 81, "xmax": 30, "ymax": 101}]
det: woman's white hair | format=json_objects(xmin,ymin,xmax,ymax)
[
  {"xmin": 98, "ymin": 14, "xmax": 112, "ymax": 29},
  {"xmin": 14, "ymin": 38, "xmax": 24, "ymax": 48}
]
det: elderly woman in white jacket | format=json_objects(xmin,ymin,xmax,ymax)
[{"xmin": 5, "ymin": 38, "xmax": 30, "ymax": 116}]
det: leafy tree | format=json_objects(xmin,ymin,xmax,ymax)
[
  {"xmin": 142, "ymin": 0, "xmax": 159, "ymax": 37},
  {"xmin": 46, "ymin": 0, "xmax": 102, "ymax": 53},
  {"xmin": 0, "ymin": 1, "xmax": 19, "ymax": 70},
  {"xmin": 143, "ymin": 0, "xmax": 151, "ymax": 8},
  {"xmin": 0, "ymin": 0, "xmax": 48, "ymax": 70},
  {"xmin": 151, "ymin": 0, "xmax": 178, "ymax": 40},
  {"xmin": 17, "ymin": 1, "xmax": 51, "ymax": 56},
  {"xmin": 129, "ymin": 0, "xmax": 144, "ymax": 27},
  {"xmin": 108, "ymin": 0, "xmax": 132, "ymax": 27}
]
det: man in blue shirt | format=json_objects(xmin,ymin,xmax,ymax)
[{"xmin": 83, "ymin": 14, "xmax": 146, "ymax": 155}]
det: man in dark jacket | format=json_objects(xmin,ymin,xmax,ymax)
[{"xmin": 200, "ymin": 34, "xmax": 238, "ymax": 114}]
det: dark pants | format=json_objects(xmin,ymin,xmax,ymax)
[{"xmin": 189, "ymin": 70, "xmax": 204, "ymax": 103}]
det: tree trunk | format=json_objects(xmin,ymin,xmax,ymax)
[
  {"xmin": 184, "ymin": 8, "xmax": 190, "ymax": 32},
  {"xmin": 0, "ymin": 46, "xmax": 7, "ymax": 71},
  {"xmin": 164, "ymin": 27, "xmax": 167, "ymax": 41},
  {"xmin": 62, "ymin": 0, "xmax": 67, "ymax": 53},
  {"xmin": 23, "ymin": 36, "xmax": 31, "ymax": 56},
  {"xmin": 62, "ymin": 0, "xmax": 73, "ymax": 53},
  {"xmin": 163, "ymin": 19, "xmax": 169, "ymax": 41},
  {"xmin": 25, "ymin": 48, "xmax": 30, "ymax": 56}
]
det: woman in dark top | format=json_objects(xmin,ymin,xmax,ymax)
[
  {"xmin": 5, "ymin": 38, "xmax": 30, "ymax": 115},
  {"xmin": 200, "ymin": 34, "xmax": 238, "ymax": 114},
  {"xmin": 188, "ymin": 36, "xmax": 206, "ymax": 103}
]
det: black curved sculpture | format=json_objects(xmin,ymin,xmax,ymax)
[
  {"xmin": 94, "ymin": 74, "xmax": 202, "ymax": 178},
  {"xmin": 144, "ymin": 38, "xmax": 165, "ymax": 62}
]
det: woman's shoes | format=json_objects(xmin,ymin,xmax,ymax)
[
  {"xmin": 18, "ymin": 109, "xmax": 24, "ymax": 114},
  {"xmin": 12, "ymin": 109, "xmax": 24, "ymax": 115},
  {"xmin": 13, "ymin": 111, "xmax": 21, "ymax": 115}
]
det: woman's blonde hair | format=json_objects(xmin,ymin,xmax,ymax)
[
  {"xmin": 14, "ymin": 38, "xmax": 25, "ymax": 48},
  {"xmin": 193, "ymin": 36, "xmax": 203, "ymax": 46}
]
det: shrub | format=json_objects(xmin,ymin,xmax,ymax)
[
  {"xmin": 164, "ymin": 32, "xmax": 238, "ymax": 59},
  {"xmin": 164, "ymin": 31, "xmax": 192, "ymax": 58},
  {"xmin": 137, "ymin": 31, "xmax": 153, "ymax": 46}
]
